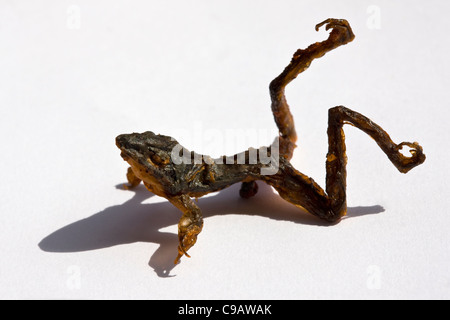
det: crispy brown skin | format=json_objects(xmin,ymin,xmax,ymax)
[{"xmin": 115, "ymin": 19, "xmax": 425, "ymax": 264}]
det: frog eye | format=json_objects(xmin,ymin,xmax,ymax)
[
  {"xmin": 147, "ymin": 148, "xmax": 170, "ymax": 166},
  {"xmin": 151, "ymin": 153, "xmax": 170, "ymax": 165}
]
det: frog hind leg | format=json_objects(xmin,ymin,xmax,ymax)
[{"xmin": 240, "ymin": 19, "xmax": 356, "ymax": 199}]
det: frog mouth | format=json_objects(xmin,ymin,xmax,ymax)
[{"xmin": 119, "ymin": 151, "xmax": 130, "ymax": 161}]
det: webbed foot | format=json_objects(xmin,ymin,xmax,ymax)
[
  {"xmin": 394, "ymin": 141, "xmax": 426, "ymax": 173},
  {"xmin": 315, "ymin": 18, "xmax": 355, "ymax": 44}
]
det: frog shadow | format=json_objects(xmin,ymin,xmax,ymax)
[{"xmin": 38, "ymin": 183, "xmax": 384, "ymax": 277}]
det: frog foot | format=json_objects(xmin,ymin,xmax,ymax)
[{"xmin": 174, "ymin": 220, "xmax": 203, "ymax": 264}]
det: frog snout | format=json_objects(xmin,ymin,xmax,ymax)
[{"xmin": 115, "ymin": 134, "xmax": 129, "ymax": 149}]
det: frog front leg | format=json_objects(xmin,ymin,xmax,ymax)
[
  {"xmin": 123, "ymin": 167, "xmax": 142, "ymax": 189},
  {"xmin": 168, "ymin": 194, "xmax": 204, "ymax": 264}
]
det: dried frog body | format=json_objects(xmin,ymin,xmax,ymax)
[{"xmin": 116, "ymin": 19, "xmax": 425, "ymax": 264}]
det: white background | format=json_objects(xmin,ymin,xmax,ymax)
[{"xmin": 1, "ymin": 0, "xmax": 449, "ymax": 299}]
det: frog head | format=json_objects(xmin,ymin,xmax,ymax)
[{"xmin": 116, "ymin": 131, "xmax": 179, "ymax": 195}]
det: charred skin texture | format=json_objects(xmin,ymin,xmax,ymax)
[{"xmin": 115, "ymin": 19, "xmax": 426, "ymax": 264}]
